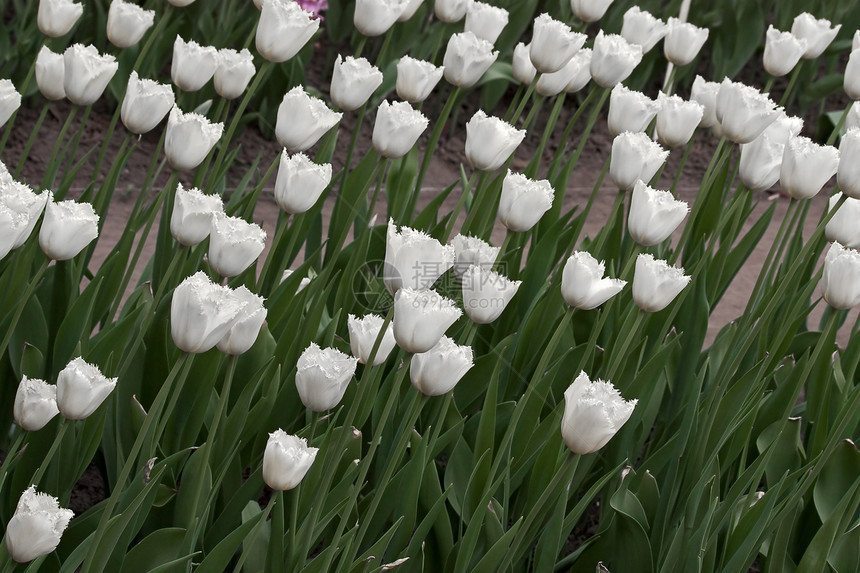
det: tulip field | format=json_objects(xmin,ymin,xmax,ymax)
[{"xmin": 2, "ymin": 0, "xmax": 860, "ymax": 571}]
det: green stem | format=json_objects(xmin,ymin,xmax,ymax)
[
  {"xmin": 606, "ymin": 311, "xmax": 646, "ymax": 381},
  {"xmin": 41, "ymin": 106, "xmax": 78, "ymax": 190},
  {"xmin": 510, "ymin": 74, "xmax": 540, "ymax": 126},
  {"xmin": 0, "ymin": 430, "xmax": 25, "ymax": 493},
  {"xmin": 779, "ymin": 63, "xmax": 802, "ymax": 107},
  {"xmin": 30, "ymin": 418, "xmax": 71, "ymax": 486},
  {"xmin": 412, "ymin": 88, "xmax": 460, "ymax": 199},
  {"xmin": 0, "ymin": 259, "xmax": 49, "ymax": 360},
  {"xmin": 742, "ymin": 199, "xmax": 797, "ymax": 317},
  {"xmin": 353, "ymin": 36, "xmax": 368, "ymax": 59},
  {"xmin": 13, "ymin": 103, "xmax": 49, "ymax": 178},
  {"xmin": 444, "ymin": 169, "xmax": 480, "ymax": 240}
]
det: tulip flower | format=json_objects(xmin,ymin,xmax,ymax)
[
  {"xmin": 450, "ymin": 234, "xmax": 500, "ymax": 278},
  {"xmin": 763, "ymin": 26, "xmax": 807, "ymax": 77},
  {"xmin": 561, "ymin": 371, "xmax": 636, "ymax": 455},
  {"xmin": 4, "ymin": 486, "xmax": 74, "ymax": 563},
  {"xmin": 273, "ymin": 150, "xmax": 332, "ymax": 214},
  {"xmin": 838, "ymin": 128, "xmax": 860, "ymax": 198},
  {"xmin": 281, "ymin": 269, "xmax": 312, "ymax": 291},
  {"xmin": 263, "ymin": 430, "xmax": 318, "ymax": 490},
  {"xmin": 821, "ymin": 242, "xmax": 860, "ymax": 309},
  {"xmin": 791, "ymin": 12, "xmax": 840, "ymax": 59},
  {"xmin": 664, "ymin": 18, "xmax": 708, "ymax": 66},
  {"xmin": 410, "ymin": 336, "xmax": 474, "ymax": 396},
  {"xmin": 497, "ymin": 170, "xmax": 554, "ymax": 232},
  {"xmin": 535, "ymin": 57, "xmax": 581, "ymax": 97},
  {"xmin": 214, "ymin": 49, "xmax": 255, "ymax": 100},
  {"xmin": 56, "ymin": 357, "xmax": 117, "ymax": 420},
  {"xmin": 121, "ymin": 72, "xmax": 175, "ymax": 135},
  {"xmin": 513, "ymin": 42, "xmax": 537, "ymax": 85},
  {"xmin": 464, "ymin": 110, "xmax": 526, "ymax": 171},
  {"xmin": 39, "ymin": 195, "xmax": 99, "ymax": 260},
  {"xmin": 167, "ymin": 0, "xmax": 196, "ymax": 5},
  {"xmin": 106, "ymin": 0, "xmax": 154, "ymax": 49},
  {"xmin": 0, "ymin": 80, "xmax": 21, "ymax": 128},
  {"xmin": 396, "ymin": 56, "xmax": 444, "ymax": 103},
  {"xmin": 35, "ymin": 46, "xmax": 65, "ymax": 101},
  {"xmin": 561, "ymin": 251, "xmax": 626, "ymax": 310},
  {"xmin": 715, "ymin": 79, "xmax": 782, "ymax": 144},
  {"xmin": 762, "ymin": 111, "xmax": 803, "ymax": 146},
  {"xmin": 393, "ymin": 288, "xmax": 462, "ymax": 354},
  {"xmin": 738, "ymin": 133, "xmax": 783, "ymax": 192},
  {"xmin": 171, "ymin": 271, "xmax": 247, "ymax": 353},
  {"xmin": 461, "ymin": 265, "xmax": 520, "ymax": 324},
  {"xmin": 63, "ymin": 44, "xmax": 118, "ymax": 106},
  {"xmin": 655, "ymin": 93, "xmax": 704, "ymax": 148},
  {"xmin": 607, "ymin": 84, "xmax": 659, "ymax": 137},
  {"xmin": 0, "ymin": 182, "xmax": 49, "ymax": 260},
  {"xmin": 275, "ymin": 86, "xmax": 342, "ymax": 152},
  {"xmin": 330, "ymin": 55, "xmax": 383, "ymax": 111},
  {"xmin": 256, "ymin": 0, "xmax": 320, "ymax": 63},
  {"xmin": 564, "ymin": 49, "xmax": 592, "ymax": 94},
  {"xmin": 855, "ymin": 29, "xmax": 860, "ymax": 51},
  {"xmin": 164, "ymin": 107, "xmax": 224, "ymax": 172},
  {"xmin": 590, "ymin": 31, "xmax": 643, "ymax": 88},
  {"xmin": 690, "ymin": 75, "xmax": 720, "ymax": 128},
  {"xmin": 398, "ymin": 0, "xmax": 423, "ymax": 22},
  {"xmin": 434, "ymin": 0, "xmax": 469, "ymax": 23},
  {"xmin": 464, "ymin": 1, "xmax": 508, "ymax": 45},
  {"xmin": 384, "ymin": 219, "xmax": 455, "ymax": 294},
  {"xmin": 208, "ymin": 213, "xmax": 266, "ymax": 277},
  {"xmin": 14, "ymin": 376, "xmax": 59, "ymax": 431},
  {"xmin": 621, "ymin": 7, "xmax": 668, "ymax": 54},
  {"xmin": 217, "ymin": 286, "xmax": 267, "ymax": 355},
  {"xmin": 295, "ymin": 343, "xmax": 358, "ymax": 411},
  {"xmin": 171, "ymin": 36, "xmax": 219, "ymax": 92},
  {"xmin": 529, "ymin": 13, "xmax": 586, "ymax": 74},
  {"xmin": 609, "ymin": 131, "xmax": 669, "ymax": 192},
  {"xmin": 846, "ymin": 50, "xmax": 860, "ymax": 101},
  {"xmin": 443, "ymin": 31, "xmax": 499, "ymax": 89},
  {"xmin": 354, "ymin": 0, "xmax": 405, "ymax": 37},
  {"xmin": 632, "ymin": 253, "xmax": 690, "ymax": 312},
  {"xmin": 628, "ymin": 180, "xmax": 688, "ymax": 246},
  {"xmin": 170, "ymin": 184, "xmax": 224, "ymax": 247},
  {"xmin": 570, "ymin": 0, "xmax": 613, "ymax": 23},
  {"xmin": 372, "ymin": 100, "xmax": 429, "ymax": 159},
  {"xmin": 347, "ymin": 313, "xmax": 397, "ymax": 365},
  {"xmin": 779, "ymin": 135, "xmax": 839, "ymax": 200},
  {"xmin": 38, "ymin": 0, "xmax": 83, "ymax": 38},
  {"xmin": 825, "ymin": 193, "xmax": 860, "ymax": 249},
  {"xmin": 848, "ymin": 103, "xmax": 860, "ymax": 131}
]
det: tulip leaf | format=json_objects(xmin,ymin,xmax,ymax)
[
  {"xmin": 797, "ymin": 481, "xmax": 860, "ymax": 573},
  {"xmin": 121, "ymin": 528, "xmax": 187, "ymax": 573},
  {"xmin": 196, "ymin": 501, "xmax": 270, "ymax": 573},
  {"xmin": 51, "ymin": 277, "xmax": 102, "ymax": 372},
  {"xmin": 812, "ymin": 440, "xmax": 860, "ymax": 523}
]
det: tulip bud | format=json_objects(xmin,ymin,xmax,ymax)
[
  {"xmin": 214, "ymin": 49, "xmax": 255, "ymax": 100},
  {"xmin": 39, "ymin": 195, "xmax": 99, "ymax": 260},
  {"xmin": 208, "ymin": 213, "xmax": 266, "ymax": 277},
  {"xmin": 529, "ymin": 13, "xmax": 586, "ymax": 74},
  {"xmin": 63, "ymin": 44, "xmax": 118, "ymax": 106},
  {"xmin": 763, "ymin": 26, "xmax": 806, "ymax": 77},
  {"xmin": 825, "ymin": 193, "xmax": 860, "ymax": 248},
  {"xmin": 281, "ymin": 269, "xmax": 311, "ymax": 291},
  {"xmin": 632, "ymin": 253, "xmax": 690, "ymax": 312},
  {"xmin": 497, "ymin": 170, "xmax": 554, "ymax": 232},
  {"xmin": 535, "ymin": 56, "xmax": 582, "ymax": 97},
  {"xmin": 0, "ymin": 182, "xmax": 49, "ymax": 260},
  {"xmin": 106, "ymin": 0, "xmax": 154, "ymax": 49},
  {"xmin": 609, "ymin": 131, "xmax": 669, "ymax": 192},
  {"xmin": 384, "ymin": 219, "xmax": 455, "ymax": 294},
  {"xmin": 464, "ymin": 1, "xmax": 508, "ymax": 45},
  {"xmin": 274, "ymin": 150, "xmax": 332, "ymax": 214},
  {"xmin": 561, "ymin": 251, "xmax": 626, "ymax": 310},
  {"xmin": 410, "ymin": 336, "xmax": 473, "ymax": 396},
  {"xmin": 330, "ymin": 55, "xmax": 383, "ymax": 111},
  {"xmin": 121, "ymin": 72, "xmax": 175, "ymax": 135},
  {"xmin": 170, "ymin": 184, "xmax": 223, "ymax": 246},
  {"xmin": 393, "ymin": 288, "xmax": 462, "ymax": 354},
  {"xmin": 607, "ymin": 84, "xmax": 659, "ymax": 137},
  {"xmin": 165, "ymin": 107, "xmax": 224, "ymax": 172},
  {"xmin": 372, "ymin": 100, "xmax": 428, "ymax": 159},
  {"xmin": 443, "ymin": 32, "xmax": 499, "ymax": 89},
  {"xmin": 354, "ymin": 0, "xmax": 405, "ymax": 37},
  {"xmin": 628, "ymin": 180, "xmax": 688, "ymax": 246},
  {"xmin": 512, "ymin": 43, "xmax": 537, "ymax": 85},
  {"xmin": 465, "ymin": 110, "xmax": 526, "ymax": 172},
  {"xmin": 855, "ymin": 30, "xmax": 860, "ymax": 52},
  {"xmin": 0, "ymin": 80, "xmax": 21, "ymax": 129},
  {"xmin": 715, "ymin": 79, "xmax": 782, "ymax": 144},
  {"xmin": 663, "ymin": 18, "xmax": 708, "ymax": 66},
  {"xmin": 4, "ymin": 486, "xmax": 73, "ymax": 563},
  {"xmin": 570, "ymin": 0, "xmax": 613, "ymax": 23},
  {"xmin": 738, "ymin": 133, "xmax": 783, "ymax": 192},
  {"xmin": 590, "ymin": 31, "xmax": 643, "ymax": 88},
  {"xmin": 275, "ymin": 86, "xmax": 342, "ymax": 152},
  {"xmin": 761, "ymin": 111, "xmax": 802, "ymax": 146},
  {"xmin": 171, "ymin": 36, "xmax": 219, "ymax": 92},
  {"xmin": 295, "ymin": 343, "xmax": 358, "ymax": 411},
  {"xmin": 846, "ymin": 50, "xmax": 860, "ymax": 101},
  {"xmin": 396, "ymin": 56, "xmax": 444, "ymax": 103},
  {"xmin": 564, "ymin": 49, "xmax": 592, "ymax": 94},
  {"xmin": 347, "ymin": 313, "xmax": 397, "ymax": 365},
  {"xmin": 35, "ymin": 46, "xmax": 65, "ymax": 101},
  {"xmin": 14, "ymin": 376, "xmax": 59, "ymax": 431},
  {"xmin": 450, "ymin": 234, "xmax": 499, "ymax": 278},
  {"xmin": 168, "ymin": 0, "xmax": 196, "ymax": 6},
  {"xmin": 848, "ymin": 103, "xmax": 860, "ymax": 132},
  {"xmin": 263, "ymin": 429, "xmax": 318, "ymax": 490},
  {"xmin": 621, "ymin": 7, "xmax": 667, "ymax": 53},
  {"xmin": 56, "ymin": 357, "xmax": 117, "ymax": 420},
  {"xmin": 256, "ymin": 0, "xmax": 320, "ymax": 63},
  {"xmin": 821, "ymin": 242, "xmax": 860, "ymax": 309},
  {"xmin": 461, "ymin": 265, "xmax": 520, "ymax": 324},
  {"xmin": 434, "ymin": 0, "xmax": 468, "ymax": 23},
  {"xmin": 655, "ymin": 93, "xmax": 704, "ymax": 148},
  {"xmin": 217, "ymin": 286, "xmax": 267, "ymax": 355},
  {"xmin": 791, "ymin": 12, "xmax": 840, "ymax": 59},
  {"xmin": 38, "ymin": 0, "xmax": 83, "ymax": 38},
  {"xmin": 779, "ymin": 135, "xmax": 839, "ymax": 200},
  {"xmin": 690, "ymin": 75, "xmax": 720, "ymax": 128},
  {"xmin": 171, "ymin": 271, "xmax": 247, "ymax": 353},
  {"xmin": 838, "ymin": 128, "xmax": 860, "ymax": 199},
  {"xmin": 561, "ymin": 371, "xmax": 636, "ymax": 455},
  {"xmin": 397, "ymin": 0, "xmax": 423, "ymax": 21}
]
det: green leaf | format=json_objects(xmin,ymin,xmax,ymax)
[{"xmin": 121, "ymin": 528, "xmax": 187, "ymax": 573}]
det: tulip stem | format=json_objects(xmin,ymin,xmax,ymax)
[
  {"xmin": 0, "ymin": 258, "xmax": 49, "ymax": 362},
  {"xmin": 40, "ymin": 106, "xmax": 78, "ymax": 191},
  {"xmin": 826, "ymin": 105, "xmax": 850, "ymax": 146},
  {"xmin": 510, "ymin": 74, "xmax": 540, "ymax": 127},
  {"xmin": 412, "ymin": 87, "xmax": 460, "ymax": 202},
  {"xmin": 443, "ymin": 168, "xmax": 479, "ymax": 241},
  {"xmin": 353, "ymin": 36, "xmax": 368, "ymax": 59},
  {"xmin": 493, "ymin": 231, "xmax": 513, "ymax": 273},
  {"xmin": 779, "ymin": 62, "xmax": 803, "ymax": 107},
  {"xmin": 31, "ymin": 418, "xmax": 71, "ymax": 486},
  {"xmin": 743, "ymin": 198, "xmax": 797, "ymax": 316},
  {"xmin": 605, "ymin": 311, "xmax": 646, "ymax": 382},
  {"xmin": 0, "ymin": 430, "xmax": 26, "ymax": 493},
  {"xmin": 13, "ymin": 103, "xmax": 49, "ymax": 178},
  {"xmin": 339, "ymin": 103, "xmax": 367, "ymax": 195}
]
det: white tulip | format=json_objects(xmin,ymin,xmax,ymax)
[
  {"xmin": 295, "ymin": 343, "xmax": 358, "ymax": 412},
  {"xmin": 39, "ymin": 195, "xmax": 99, "ymax": 260},
  {"xmin": 372, "ymin": 100, "xmax": 429, "ymax": 159},
  {"xmin": 535, "ymin": 57, "xmax": 581, "ymax": 97},
  {"xmin": 715, "ymin": 79, "xmax": 782, "ymax": 144},
  {"xmin": 779, "ymin": 135, "xmax": 839, "ymax": 200},
  {"xmin": 121, "ymin": 72, "xmax": 175, "ymax": 135},
  {"xmin": 164, "ymin": 106, "xmax": 224, "ymax": 171},
  {"xmin": 450, "ymin": 234, "xmax": 499, "ymax": 278},
  {"xmin": 106, "ymin": 0, "xmax": 155, "ymax": 49},
  {"xmin": 56, "ymin": 357, "xmax": 117, "ymax": 420},
  {"xmin": 497, "ymin": 170, "xmax": 554, "ymax": 232},
  {"xmin": 171, "ymin": 271, "xmax": 247, "ymax": 353},
  {"xmin": 461, "ymin": 265, "xmax": 520, "ymax": 324},
  {"xmin": 847, "ymin": 103, "xmax": 860, "ymax": 131},
  {"xmin": 529, "ymin": 13, "xmax": 586, "ymax": 74},
  {"xmin": 63, "ymin": 44, "xmax": 118, "ymax": 106},
  {"xmin": 609, "ymin": 131, "xmax": 669, "ymax": 192},
  {"xmin": 38, "ymin": 0, "xmax": 83, "ymax": 38},
  {"xmin": 354, "ymin": 0, "xmax": 406, "ymax": 37},
  {"xmin": 35, "ymin": 46, "xmax": 66, "ymax": 101},
  {"xmin": 384, "ymin": 219, "xmax": 454, "ymax": 294},
  {"xmin": 561, "ymin": 371, "xmax": 636, "ymax": 455},
  {"xmin": 821, "ymin": 242, "xmax": 860, "ymax": 309},
  {"xmin": 331, "ymin": 55, "xmax": 383, "ymax": 111},
  {"xmin": 208, "ymin": 213, "xmax": 266, "ymax": 277},
  {"xmin": 607, "ymin": 84, "xmax": 659, "ymax": 137},
  {"xmin": 621, "ymin": 7, "xmax": 667, "ymax": 53},
  {"xmin": 398, "ymin": 0, "xmax": 423, "ymax": 22},
  {"xmin": 410, "ymin": 336, "xmax": 473, "ymax": 396},
  {"xmin": 393, "ymin": 288, "xmax": 462, "ymax": 354},
  {"xmin": 569, "ymin": 0, "xmax": 613, "ymax": 23},
  {"xmin": 170, "ymin": 184, "xmax": 223, "ymax": 246},
  {"xmin": 347, "ymin": 313, "xmax": 397, "ymax": 366},
  {"xmin": 825, "ymin": 193, "xmax": 860, "ymax": 249},
  {"xmin": 738, "ymin": 133, "xmax": 784, "ymax": 192},
  {"xmin": 434, "ymin": 0, "xmax": 469, "ymax": 23},
  {"xmin": 217, "ymin": 286, "xmax": 267, "ymax": 355},
  {"xmin": 464, "ymin": 1, "xmax": 508, "ymax": 45},
  {"xmin": 0, "ymin": 181, "xmax": 49, "ymax": 259},
  {"xmin": 396, "ymin": 56, "xmax": 444, "ymax": 103},
  {"xmin": 663, "ymin": 18, "xmax": 708, "ymax": 66},
  {"xmin": 564, "ymin": 49, "xmax": 592, "ymax": 94},
  {"xmin": 763, "ymin": 26, "xmax": 807, "ymax": 77},
  {"xmin": 214, "ymin": 49, "xmax": 255, "ymax": 100},
  {"xmin": 838, "ymin": 128, "xmax": 860, "ymax": 199},
  {"xmin": 590, "ymin": 31, "xmax": 643, "ymax": 88},
  {"xmin": 256, "ymin": 0, "xmax": 320, "ymax": 63},
  {"xmin": 0, "ymin": 80, "xmax": 21, "ymax": 129},
  {"xmin": 561, "ymin": 251, "xmax": 626, "ymax": 310},
  {"xmin": 791, "ymin": 12, "xmax": 840, "ymax": 59},
  {"xmin": 464, "ymin": 110, "xmax": 525, "ymax": 171},
  {"xmin": 262, "ymin": 429, "xmax": 318, "ymax": 490},
  {"xmin": 443, "ymin": 31, "xmax": 499, "ymax": 89},
  {"xmin": 632, "ymin": 253, "xmax": 690, "ymax": 312},
  {"xmin": 690, "ymin": 75, "xmax": 720, "ymax": 128},
  {"xmin": 281, "ymin": 269, "xmax": 311, "ymax": 291},
  {"xmin": 275, "ymin": 86, "xmax": 342, "ymax": 152},
  {"xmin": 655, "ymin": 93, "xmax": 704, "ymax": 148},
  {"xmin": 512, "ymin": 43, "xmax": 537, "ymax": 85},
  {"xmin": 171, "ymin": 36, "xmax": 219, "ymax": 92},
  {"xmin": 273, "ymin": 150, "xmax": 332, "ymax": 214},
  {"xmin": 627, "ymin": 180, "xmax": 688, "ymax": 246},
  {"xmin": 761, "ymin": 111, "xmax": 803, "ymax": 146},
  {"xmin": 845, "ymin": 49, "xmax": 860, "ymax": 100},
  {"xmin": 14, "ymin": 376, "xmax": 59, "ymax": 432},
  {"xmin": 4, "ymin": 486, "xmax": 73, "ymax": 563}
]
